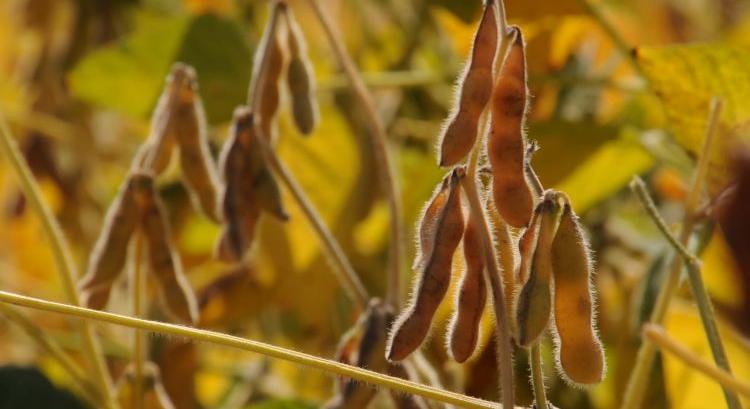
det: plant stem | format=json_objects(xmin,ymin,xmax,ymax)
[
  {"xmin": 630, "ymin": 176, "xmax": 741, "ymax": 408},
  {"xmin": 620, "ymin": 98, "xmax": 741, "ymax": 409},
  {"xmin": 307, "ymin": 0, "xmax": 404, "ymax": 308},
  {"xmin": 0, "ymin": 290, "xmax": 516, "ymax": 409},
  {"xmin": 0, "ymin": 303, "xmax": 101, "ymax": 407},
  {"xmin": 0, "ymin": 111, "xmax": 118, "ymax": 409},
  {"xmin": 461, "ymin": 114, "xmax": 515, "ymax": 409},
  {"xmin": 131, "ymin": 233, "xmax": 145, "ymax": 409},
  {"xmin": 643, "ymin": 324, "xmax": 750, "ymax": 399},
  {"xmin": 259, "ymin": 138, "xmax": 369, "ymax": 308},
  {"xmin": 529, "ymin": 343, "xmax": 548, "ymax": 409}
]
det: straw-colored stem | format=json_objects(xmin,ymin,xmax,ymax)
[
  {"xmin": 630, "ymin": 175, "xmax": 741, "ymax": 408},
  {"xmin": 259, "ymin": 138, "xmax": 369, "ymax": 308},
  {"xmin": 0, "ymin": 303, "xmax": 101, "ymax": 407},
  {"xmin": 0, "ymin": 111, "xmax": 118, "ymax": 409},
  {"xmin": 0, "ymin": 290, "xmax": 519, "ymax": 409},
  {"xmin": 131, "ymin": 233, "xmax": 145, "ymax": 409},
  {"xmin": 643, "ymin": 324, "xmax": 750, "ymax": 399},
  {"xmin": 307, "ymin": 0, "xmax": 404, "ymax": 308},
  {"xmin": 621, "ymin": 98, "xmax": 741, "ymax": 409},
  {"xmin": 461, "ymin": 114, "xmax": 515, "ymax": 409},
  {"xmin": 529, "ymin": 343, "xmax": 548, "ymax": 409}
]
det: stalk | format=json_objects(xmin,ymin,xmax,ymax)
[
  {"xmin": 0, "ymin": 110, "xmax": 118, "ymax": 409},
  {"xmin": 529, "ymin": 343, "xmax": 548, "ymax": 409},
  {"xmin": 131, "ymin": 233, "xmax": 145, "ymax": 409}
]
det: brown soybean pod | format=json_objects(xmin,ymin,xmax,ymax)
[
  {"xmin": 249, "ymin": 3, "xmax": 286, "ymax": 142},
  {"xmin": 488, "ymin": 26, "xmax": 534, "ymax": 228},
  {"xmin": 515, "ymin": 192, "xmax": 563, "ymax": 346},
  {"xmin": 412, "ymin": 175, "xmax": 451, "ymax": 271},
  {"xmin": 138, "ymin": 179, "xmax": 198, "ymax": 325},
  {"xmin": 489, "ymin": 200, "xmax": 517, "ymax": 329},
  {"xmin": 551, "ymin": 201, "xmax": 605, "ymax": 385},
  {"xmin": 137, "ymin": 70, "xmax": 179, "ymax": 175},
  {"xmin": 79, "ymin": 173, "xmax": 147, "ymax": 309},
  {"xmin": 387, "ymin": 170, "xmax": 465, "ymax": 362},
  {"xmin": 283, "ymin": 6, "xmax": 319, "ymax": 135},
  {"xmin": 438, "ymin": 0, "xmax": 498, "ymax": 167},
  {"xmin": 168, "ymin": 64, "xmax": 222, "ymax": 223},
  {"xmin": 448, "ymin": 209, "xmax": 487, "ymax": 363}
]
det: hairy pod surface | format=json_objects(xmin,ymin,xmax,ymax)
[
  {"xmin": 137, "ymin": 68, "xmax": 181, "ymax": 174},
  {"xmin": 79, "ymin": 173, "xmax": 149, "ymax": 309},
  {"xmin": 167, "ymin": 64, "xmax": 222, "ymax": 223},
  {"xmin": 215, "ymin": 108, "xmax": 287, "ymax": 262},
  {"xmin": 412, "ymin": 174, "xmax": 452, "ymax": 271},
  {"xmin": 551, "ymin": 201, "xmax": 604, "ymax": 385},
  {"xmin": 387, "ymin": 170, "xmax": 465, "ymax": 362},
  {"xmin": 448, "ymin": 209, "xmax": 487, "ymax": 363},
  {"xmin": 249, "ymin": 3, "xmax": 286, "ymax": 141},
  {"xmin": 515, "ymin": 191, "xmax": 563, "ymax": 346},
  {"xmin": 283, "ymin": 6, "xmax": 319, "ymax": 135},
  {"xmin": 488, "ymin": 26, "xmax": 534, "ymax": 228},
  {"xmin": 138, "ymin": 177, "xmax": 198, "ymax": 325},
  {"xmin": 438, "ymin": 1, "xmax": 497, "ymax": 167}
]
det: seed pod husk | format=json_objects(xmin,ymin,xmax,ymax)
[
  {"xmin": 167, "ymin": 63, "xmax": 222, "ymax": 223},
  {"xmin": 387, "ymin": 169, "xmax": 465, "ymax": 362},
  {"xmin": 515, "ymin": 191, "xmax": 563, "ymax": 346},
  {"xmin": 488, "ymin": 26, "xmax": 534, "ymax": 228},
  {"xmin": 438, "ymin": 0, "xmax": 498, "ymax": 167},
  {"xmin": 551, "ymin": 199, "xmax": 605, "ymax": 385},
  {"xmin": 79, "ymin": 173, "xmax": 150, "ymax": 309},
  {"xmin": 136, "ymin": 69, "xmax": 180, "ymax": 175},
  {"xmin": 249, "ymin": 2, "xmax": 286, "ymax": 141},
  {"xmin": 283, "ymin": 6, "xmax": 319, "ymax": 135},
  {"xmin": 448, "ymin": 209, "xmax": 487, "ymax": 363},
  {"xmin": 138, "ymin": 177, "xmax": 198, "ymax": 325},
  {"xmin": 215, "ymin": 107, "xmax": 287, "ymax": 262}
]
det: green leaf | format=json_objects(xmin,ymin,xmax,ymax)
[
  {"xmin": 555, "ymin": 132, "xmax": 654, "ymax": 213},
  {"xmin": 69, "ymin": 12, "xmax": 191, "ymax": 118},
  {"xmin": 636, "ymin": 44, "xmax": 750, "ymax": 193}
]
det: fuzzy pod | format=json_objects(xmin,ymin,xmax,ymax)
[
  {"xmin": 489, "ymin": 200, "xmax": 517, "ymax": 331},
  {"xmin": 515, "ymin": 191, "xmax": 564, "ymax": 346},
  {"xmin": 438, "ymin": 0, "xmax": 498, "ymax": 167},
  {"xmin": 137, "ymin": 69, "xmax": 180, "ymax": 174},
  {"xmin": 551, "ymin": 199, "xmax": 605, "ymax": 385},
  {"xmin": 488, "ymin": 26, "xmax": 534, "ymax": 228},
  {"xmin": 249, "ymin": 2, "xmax": 287, "ymax": 141},
  {"xmin": 283, "ymin": 6, "xmax": 319, "ymax": 135},
  {"xmin": 387, "ymin": 169, "xmax": 465, "ymax": 362},
  {"xmin": 138, "ymin": 178, "xmax": 198, "ymax": 325},
  {"xmin": 448, "ymin": 209, "xmax": 487, "ymax": 363},
  {"xmin": 79, "ymin": 173, "xmax": 150, "ymax": 309},
  {"xmin": 215, "ymin": 108, "xmax": 287, "ymax": 262},
  {"xmin": 162, "ymin": 63, "xmax": 223, "ymax": 223}
]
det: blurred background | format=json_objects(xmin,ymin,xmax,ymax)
[{"xmin": 0, "ymin": 0, "xmax": 749, "ymax": 408}]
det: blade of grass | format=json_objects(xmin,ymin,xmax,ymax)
[
  {"xmin": 0, "ymin": 110, "xmax": 119, "ymax": 409},
  {"xmin": 0, "ymin": 290, "xmax": 518, "ymax": 409},
  {"xmin": 643, "ymin": 324, "xmax": 750, "ymax": 399}
]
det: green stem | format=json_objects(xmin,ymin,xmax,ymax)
[
  {"xmin": 620, "ymin": 98, "xmax": 741, "ymax": 409},
  {"xmin": 0, "ymin": 290, "xmax": 513, "ymax": 409},
  {"xmin": 0, "ymin": 110, "xmax": 118, "ymax": 409},
  {"xmin": 307, "ymin": 0, "xmax": 404, "ymax": 308},
  {"xmin": 630, "ymin": 176, "xmax": 741, "ymax": 409},
  {"xmin": 530, "ymin": 343, "xmax": 548, "ymax": 409}
]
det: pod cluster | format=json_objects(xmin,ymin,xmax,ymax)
[{"xmin": 387, "ymin": 0, "xmax": 605, "ymax": 386}]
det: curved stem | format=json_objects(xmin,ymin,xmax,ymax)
[
  {"xmin": 461, "ymin": 114, "xmax": 515, "ymax": 408},
  {"xmin": 0, "ymin": 290, "xmax": 517, "ymax": 409},
  {"xmin": 0, "ymin": 111, "xmax": 118, "ymax": 409},
  {"xmin": 529, "ymin": 343, "xmax": 548, "ymax": 409},
  {"xmin": 131, "ymin": 233, "xmax": 145, "ymax": 409},
  {"xmin": 307, "ymin": 0, "xmax": 404, "ymax": 308},
  {"xmin": 259, "ymin": 138, "xmax": 369, "ymax": 308}
]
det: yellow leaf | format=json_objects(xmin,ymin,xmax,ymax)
[{"xmin": 701, "ymin": 230, "xmax": 745, "ymax": 309}]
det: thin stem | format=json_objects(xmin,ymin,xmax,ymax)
[
  {"xmin": 0, "ymin": 290, "xmax": 514, "ymax": 409},
  {"xmin": 307, "ymin": 0, "xmax": 404, "ymax": 308},
  {"xmin": 620, "ymin": 98, "xmax": 740, "ymax": 409},
  {"xmin": 643, "ymin": 324, "xmax": 750, "ymax": 399},
  {"xmin": 0, "ymin": 110, "xmax": 118, "ymax": 409},
  {"xmin": 0, "ymin": 304, "xmax": 101, "ymax": 407},
  {"xmin": 131, "ymin": 233, "xmax": 145, "ymax": 409},
  {"xmin": 630, "ymin": 175, "xmax": 741, "ymax": 408},
  {"xmin": 461, "ymin": 113, "xmax": 515, "ymax": 409},
  {"xmin": 529, "ymin": 343, "xmax": 548, "ymax": 409},
  {"xmin": 259, "ymin": 138, "xmax": 369, "ymax": 308}
]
